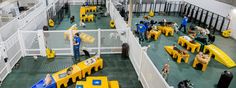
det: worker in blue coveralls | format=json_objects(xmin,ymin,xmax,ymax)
[
  {"xmin": 137, "ymin": 23, "xmax": 147, "ymax": 43},
  {"xmin": 178, "ymin": 16, "xmax": 188, "ymax": 33},
  {"xmin": 73, "ymin": 33, "xmax": 81, "ymax": 62}
]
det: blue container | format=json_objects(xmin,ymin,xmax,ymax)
[{"xmin": 32, "ymin": 76, "xmax": 56, "ymax": 88}]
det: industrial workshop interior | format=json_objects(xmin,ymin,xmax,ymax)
[{"xmin": 0, "ymin": 0, "xmax": 236, "ymax": 88}]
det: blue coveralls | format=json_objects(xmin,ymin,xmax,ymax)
[
  {"xmin": 179, "ymin": 17, "xmax": 188, "ymax": 33},
  {"xmin": 73, "ymin": 36, "xmax": 81, "ymax": 61},
  {"xmin": 137, "ymin": 24, "xmax": 147, "ymax": 42}
]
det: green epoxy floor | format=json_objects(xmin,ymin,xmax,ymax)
[
  {"xmin": 132, "ymin": 14, "xmax": 236, "ymax": 88},
  {"xmin": 0, "ymin": 55, "xmax": 142, "ymax": 88},
  {"xmin": 53, "ymin": 5, "xmax": 111, "ymax": 30}
]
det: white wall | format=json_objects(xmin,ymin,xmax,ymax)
[
  {"xmin": 184, "ymin": 0, "xmax": 231, "ymax": 17},
  {"xmin": 18, "ymin": 0, "xmax": 39, "ymax": 7},
  {"xmin": 229, "ymin": 9, "xmax": 236, "ymax": 39},
  {"xmin": 184, "ymin": 0, "xmax": 236, "ymax": 39}
]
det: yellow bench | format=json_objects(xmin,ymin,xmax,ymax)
[
  {"xmin": 164, "ymin": 46, "xmax": 190, "ymax": 63},
  {"xmin": 148, "ymin": 30, "xmax": 162, "ymax": 40},
  {"xmin": 77, "ymin": 57, "xmax": 103, "ymax": 78},
  {"xmin": 109, "ymin": 81, "xmax": 119, "ymax": 88},
  {"xmin": 52, "ymin": 65, "xmax": 82, "ymax": 88},
  {"xmin": 157, "ymin": 26, "xmax": 174, "ymax": 36},
  {"xmin": 203, "ymin": 44, "xmax": 236, "ymax": 68},
  {"xmin": 178, "ymin": 36, "xmax": 201, "ymax": 53}
]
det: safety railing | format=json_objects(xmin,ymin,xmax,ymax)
[
  {"xmin": 109, "ymin": 1, "xmax": 171, "ymax": 87},
  {"xmin": 127, "ymin": 30, "xmax": 170, "ymax": 88},
  {"xmin": 0, "ymin": 31, "xmax": 22, "ymax": 82},
  {"xmin": 19, "ymin": 29, "xmax": 123, "ymax": 56}
]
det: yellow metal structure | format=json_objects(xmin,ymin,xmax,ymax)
[{"xmin": 203, "ymin": 44, "xmax": 236, "ymax": 68}]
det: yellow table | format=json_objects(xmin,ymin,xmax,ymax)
[
  {"xmin": 76, "ymin": 76, "xmax": 109, "ymax": 88},
  {"xmin": 52, "ymin": 65, "xmax": 82, "ymax": 88},
  {"xmin": 77, "ymin": 57, "xmax": 103, "ymax": 78},
  {"xmin": 203, "ymin": 44, "xmax": 236, "ymax": 68},
  {"xmin": 164, "ymin": 46, "xmax": 190, "ymax": 63},
  {"xmin": 192, "ymin": 54, "xmax": 210, "ymax": 72},
  {"xmin": 157, "ymin": 26, "xmax": 174, "ymax": 36},
  {"xmin": 148, "ymin": 30, "xmax": 161, "ymax": 40},
  {"xmin": 178, "ymin": 36, "xmax": 201, "ymax": 53}
]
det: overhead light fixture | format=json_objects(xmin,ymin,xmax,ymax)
[{"xmin": 232, "ymin": 8, "xmax": 236, "ymax": 14}]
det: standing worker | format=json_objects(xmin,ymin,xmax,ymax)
[
  {"xmin": 137, "ymin": 23, "xmax": 147, "ymax": 43},
  {"xmin": 73, "ymin": 33, "xmax": 81, "ymax": 62},
  {"xmin": 179, "ymin": 16, "xmax": 188, "ymax": 33}
]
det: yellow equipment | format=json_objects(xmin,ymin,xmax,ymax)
[
  {"xmin": 157, "ymin": 26, "xmax": 174, "ymax": 36},
  {"xmin": 147, "ymin": 30, "xmax": 161, "ymax": 40},
  {"xmin": 192, "ymin": 54, "xmax": 211, "ymax": 72},
  {"xmin": 149, "ymin": 10, "xmax": 155, "ymax": 17},
  {"xmin": 64, "ymin": 24, "xmax": 78, "ymax": 40},
  {"xmin": 203, "ymin": 44, "xmax": 236, "ymax": 68},
  {"xmin": 164, "ymin": 46, "xmax": 190, "ymax": 63},
  {"xmin": 48, "ymin": 19, "xmax": 55, "ymax": 27},
  {"xmin": 77, "ymin": 57, "xmax": 103, "ymax": 78},
  {"xmin": 52, "ymin": 56, "xmax": 103, "ymax": 88},
  {"xmin": 110, "ymin": 20, "xmax": 115, "ymax": 28},
  {"xmin": 80, "ymin": 6, "xmax": 96, "ymax": 22},
  {"xmin": 109, "ymin": 81, "xmax": 120, "ymax": 88},
  {"xmin": 79, "ymin": 32, "xmax": 95, "ymax": 44},
  {"xmin": 52, "ymin": 65, "xmax": 82, "ymax": 88},
  {"xmin": 46, "ymin": 48, "xmax": 55, "ymax": 59},
  {"xmin": 178, "ymin": 36, "xmax": 201, "ymax": 53},
  {"xmin": 76, "ymin": 76, "xmax": 119, "ymax": 88},
  {"xmin": 222, "ymin": 30, "xmax": 232, "ymax": 38}
]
